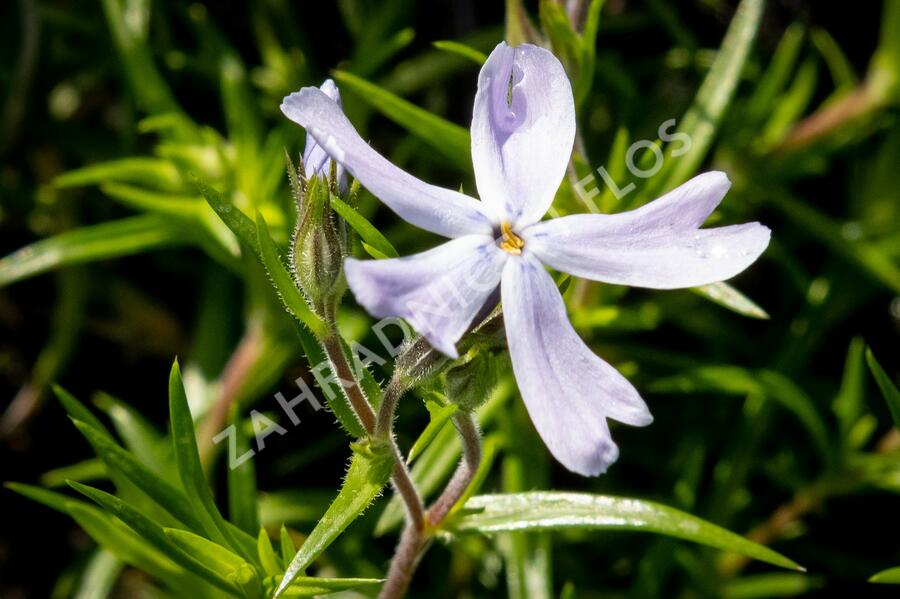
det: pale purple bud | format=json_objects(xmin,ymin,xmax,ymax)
[{"xmin": 302, "ymin": 79, "xmax": 348, "ymax": 193}]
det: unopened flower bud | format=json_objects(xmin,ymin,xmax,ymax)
[
  {"xmin": 303, "ymin": 79, "xmax": 348, "ymax": 194},
  {"xmin": 444, "ymin": 351, "xmax": 497, "ymax": 412},
  {"xmin": 290, "ymin": 174, "xmax": 347, "ymax": 313},
  {"xmin": 393, "ymin": 335, "xmax": 451, "ymax": 391}
]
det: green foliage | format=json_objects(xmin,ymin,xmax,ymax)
[
  {"xmin": 866, "ymin": 348, "xmax": 900, "ymax": 428},
  {"xmin": 0, "ymin": 215, "xmax": 188, "ymax": 288},
  {"xmin": 451, "ymin": 492, "xmax": 802, "ymax": 571},
  {"xmin": 332, "ymin": 70, "xmax": 472, "ymax": 171},
  {"xmin": 276, "ymin": 439, "xmax": 394, "ymax": 596},
  {"xmin": 870, "ymin": 566, "xmax": 900, "ymax": 584}
]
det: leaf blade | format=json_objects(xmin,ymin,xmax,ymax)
[
  {"xmin": 451, "ymin": 492, "xmax": 803, "ymax": 571},
  {"xmin": 866, "ymin": 348, "xmax": 900, "ymax": 428},
  {"xmin": 0, "ymin": 215, "xmax": 186, "ymax": 288},
  {"xmin": 275, "ymin": 441, "xmax": 394, "ymax": 596}
]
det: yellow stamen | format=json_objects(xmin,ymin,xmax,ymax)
[{"xmin": 499, "ymin": 221, "xmax": 525, "ymax": 255}]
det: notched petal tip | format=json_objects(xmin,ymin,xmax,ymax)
[
  {"xmin": 501, "ymin": 257, "xmax": 652, "ymax": 478},
  {"xmin": 279, "ymin": 87, "xmax": 320, "ymax": 125},
  {"xmin": 318, "ymin": 79, "xmax": 341, "ymax": 104},
  {"xmin": 471, "ymin": 41, "xmax": 576, "ymax": 228},
  {"xmin": 580, "ymin": 441, "xmax": 620, "ymax": 477}
]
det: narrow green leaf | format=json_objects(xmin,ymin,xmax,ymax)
[
  {"xmin": 765, "ymin": 187, "xmax": 900, "ymax": 293},
  {"xmin": 329, "ymin": 195, "xmax": 399, "ymax": 258},
  {"xmin": 6, "ymin": 481, "xmax": 86, "ymax": 514},
  {"xmin": 68, "ymin": 481, "xmax": 241, "ymax": 595},
  {"xmin": 278, "ymin": 576, "xmax": 383, "ymax": 597},
  {"xmin": 194, "ymin": 176, "xmax": 261, "ymax": 258},
  {"xmin": 432, "ymin": 40, "xmax": 487, "ymax": 65},
  {"xmin": 54, "ymin": 158, "xmax": 183, "ymax": 192},
  {"xmin": 691, "ymin": 281, "xmax": 769, "ymax": 320},
  {"xmin": 66, "ymin": 501, "xmax": 212, "ymax": 596},
  {"xmin": 70, "ymin": 419, "xmax": 203, "ymax": 531},
  {"xmin": 352, "ymin": 27, "xmax": 416, "ymax": 77},
  {"xmin": 228, "ymin": 411, "xmax": 259, "ymax": 535},
  {"xmin": 362, "ymin": 242, "xmax": 391, "ymax": 260},
  {"xmin": 280, "ymin": 524, "xmax": 295, "ymax": 571},
  {"xmin": 164, "ymin": 528, "xmax": 250, "ymax": 572},
  {"xmin": 641, "ymin": 0, "xmax": 765, "ymax": 198},
  {"xmin": 220, "ymin": 53, "xmax": 262, "ymax": 165},
  {"xmin": 408, "ymin": 398, "xmax": 459, "ymax": 464},
  {"xmin": 833, "ymin": 337, "xmax": 866, "ymax": 443},
  {"xmin": 275, "ymin": 440, "xmax": 394, "ymax": 597},
  {"xmin": 258, "ymin": 530, "xmax": 282, "ymax": 577},
  {"xmin": 757, "ymin": 58, "xmax": 818, "ymax": 150},
  {"xmin": 99, "ymin": 183, "xmax": 203, "ymax": 218},
  {"xmin": 810, "ymin": 28, "xmax": 857, "ymax": 91},
  {"xmin": 100, "ymin": 0, "xmax": 182, "ymax": 117},
  {"xmin": 164, "ymin": 528, "xmax": 262, "ymax": 597},
  {"xmin": 451, "ymin": 492, "xmax": 803, "ymax": 571},
  {"xmin": 53, "ymin": 385, "xmax": 109, "ymax": 437},
  {"xmin": 255, "ymin": 213, "xmax": 328, "ymax": 338},
  {"xmin": 721, "ymin": 572, "xmax": 821, "ymax": 598},
  {"xmin": 870, "ymin": 566, "xmax": 900, "ymax": 584},
  {"xmin": 92, "ymin": 392, "xmax": 169, "ymax": 476},
  {"xmin": 41, "ymin": 458, "xmax": 107, "ymax": 488},
  {"xmin": 0, "ymin": 215, "xmax": 187, "ymax": 288},
  {"xmin": 866, "ymin": 348, "xmax": 900, "ymax": 427},
  {"xmin": 168, "ymin": 360, "xmax": 258, "ymax": 564},
  {"xmin": 691, "ymin": 282, "xmax": 769, "ymax": 319},
  {"xmin": 8, "ymin": 482, "xmax": 213, "ymax": 595},
  {"xmin": 69, "ymin": 481, "xmax": 172, "ymax": 550},
  {"xmin": 746, "ymin": 23, "xmax": 806, "ymax": 123},
  {"xmin": 869, "ymin": 0, "xmax": 900, "ymax": 100},
  {"xmin": 332, "ymin": 70, "xmax": 472, "ymax": 171},
  {"xmin": 575, "ymin": 0, "xmax": 605, "ymax": 108},
  {"xmin": 650, "ymin": 366, "xmax": 831, "ymax": 462},
  {"xmin": 73, "ymin": 550, "xmax": 123, "ymax": 599}
]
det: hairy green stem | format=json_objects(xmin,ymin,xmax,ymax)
[
  {"xmin": 374, "ymin": 377, "xmax": 404, "ymax": 440},
  {"xmin": 427, "ymin": 412, "xmax": 482, "ymax": 525},
  {"xmin": 380, "ymin": 411, "xmax": 483, "ymax": 599},
  {"xmin": 318, "ymin": 323, "xmax": 425, "ymax": 532},
  {"xmin": 321, "ymin": 332, "xmax": 376, "ymax": 433}
]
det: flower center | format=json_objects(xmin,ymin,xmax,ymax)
[{"xmin": 499, "ymin": 221, "xmax": 525, "ymax": 256}]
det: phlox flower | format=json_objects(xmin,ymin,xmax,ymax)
[{"xmin": 281, "ymin": 43, "xmax": 770, "ymax": 476}]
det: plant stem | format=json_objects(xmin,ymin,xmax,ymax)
[
  {"xmin": 321, "ymin": 332, "xmax": 376, "ymax": 433},
  {"xmin": 374, "ymin": 377, "xmax": 403, "ymax": 440},
  {"xmin": 379, "ymin": 521, "xmax": 430, "ymax": 599},
  {"xmin": 427, "ymin": 412, "xmax": 482, "ymax": 526},
  {"xmin": 318, "ymin": 321, "xmax": 425, "ymax": 530},
  {"xmin": 380, "ymin": 411, "xmax": 483, "ymax": 599}
]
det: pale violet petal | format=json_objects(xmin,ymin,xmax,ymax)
[
  {"xmin": 302, "ymin": 80, "xmax": 347, "ymax": 190},
  {"xmin": 470, "ymin": 42, "xmax": 576, "ymax": 228},
  {"xmin": 501, "ymin": 255, "xmax": 652, "ymax": 476},
  {"xmin": 282, "ymin": 87, "xmax": 496, "ymax": 238},
  {"xmin": 345, "ymin": 236, "xmax": 508, "ymax": 359},
  {"xmin": 523, "ymin": 172, "xmax": 771, "ymax": 289}
]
